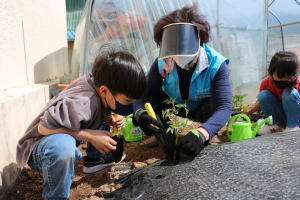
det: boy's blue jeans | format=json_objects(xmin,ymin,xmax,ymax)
[
  {"xmin": 27, "ymin": 123, "xmax": 110, "ymax": 200},
  {"xmin": 257, "ymin": 88, "xmax": 300, "ymax": 127}
]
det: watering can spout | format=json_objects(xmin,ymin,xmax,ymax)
[
  {"xmin": 251, "ymin": 115, "xmax": 273, "ymax": 137},
  {"xmin": 121, "ymin": 127, "xmax": 126, "ymax": 135}
]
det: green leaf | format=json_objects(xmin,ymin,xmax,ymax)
[
  {"xmin": 162, "ymin": 99, "xmax": 170, "ymax": 103},
  {"xmin": 171, "ymin": 126, "xmax": 182, "ymax": 129},
  {"xmin": 172, "ymin": 98, "xmax": 176, "ymax": 104},
  {"xmin": 177, "ymin": 120, "xmax": 183, "ymax": 126},
  {"xmin": 183, "ymin": 118, "xmax": 188, "ymax": 127},
  {"xmin": 190, "ymin": 128, "xmax": 199, "ymax": 137},
  {"xmin": 167, "ymin": 127, "xmax": 172, "ymax": 133},
  {"xmin": 166, "ymin": 121, "xmax": 174, "ymax": 125}
]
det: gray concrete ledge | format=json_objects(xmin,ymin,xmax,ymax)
[{"xmin": 0, "ymin": 80, "xmax": 59, "ymax": 199}]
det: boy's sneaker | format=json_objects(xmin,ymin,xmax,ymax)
[
  {"xmin": 257, "ymin": 124, "xmax": 282, "ymax": 136},
  {"xmin": 284, "ymin": 126, "xmax": 300, "ymax": 132},
  {"xmin": 83, "ymin": 153, "xmax": 126, "ymax": 173}
]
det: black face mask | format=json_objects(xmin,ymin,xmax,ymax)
[{"xmin": 272, "ymin": 78, "xmax": 294, "ymax": 89}]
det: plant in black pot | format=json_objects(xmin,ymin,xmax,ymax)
[{"xmin": 162, "ymin": 98, "xmax": 198, "ymax": 164}]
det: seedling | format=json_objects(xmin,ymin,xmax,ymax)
[
  {"xmin": 162, "ymin": 98, "xmax": 198, "ymax": 163},
  {"xmin": 232, "ymin": 94, "xmax": 248, "ymax": 111}
]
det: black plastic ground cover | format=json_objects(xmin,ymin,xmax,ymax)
[{"xmin": 104, "ymin": 131, "xmax": 300, "ymax": 199}]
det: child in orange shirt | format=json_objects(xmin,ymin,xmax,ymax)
[{"xmin": 244, "ymin": 51, "xmax": 300, "ymax": 135}]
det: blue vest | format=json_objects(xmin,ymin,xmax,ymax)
[{"xmin": 158, "ymin": 44, "xmax": 229, "ymax": 111}]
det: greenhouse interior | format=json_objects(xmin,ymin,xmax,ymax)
[
  {"xmin": 3, "ymin": 0, "xmax": 300, "ymax": 199},
  {"xmin": 68, "ymin": 0, "xmax": 299, "ymax": 104}
]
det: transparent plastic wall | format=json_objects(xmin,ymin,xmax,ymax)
[
  {"xmin": 268, "ymin": 0, "xmax": 300, "ymax": 68},
  {"xmin": 71, "ymin": 0, "xmax": 268, "ymax": 103}
]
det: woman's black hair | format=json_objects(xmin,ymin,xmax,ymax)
[
  {"xmin": 92, "ymin": 44, "xmax": 146, "ymax": 99},
  {"xmin": 268, "ymin": 51, "xmax": 299, "ymax": 89},
  {"xmin": 154, "ymin": 3, "xmax": 210, "ymax": 47}
]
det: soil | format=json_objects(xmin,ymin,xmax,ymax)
[{"xmin": 6, "ymin": 118, "xmax": 243, "ymax": 200}]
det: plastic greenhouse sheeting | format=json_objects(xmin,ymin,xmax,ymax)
[
  {"xmin": 267, "ymin": 0, "xmax": 300, "ymax": 66},
  {"xmin": 71, "ymin": 0, "xmax": 268, "ymax": 104},
  {"xmin": 104, "ymin": 131, "xmax": 300, "ymax": 199}
]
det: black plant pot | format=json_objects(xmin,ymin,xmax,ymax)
[
  {"xmin": 111, "ymin": 135, "xmax": 124, "ymax": 163},
  {"xmin": 231, "ymin": 110, "xmax": 241, "ymax": 116}
]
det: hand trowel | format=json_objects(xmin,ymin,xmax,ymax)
[
  {"xmin": 111, "ymin": 113, "xmax": 124, "ymax": 163},
  {"xmin": 145, "ymin": 103, "xmax": 177, "ymax": 162}
]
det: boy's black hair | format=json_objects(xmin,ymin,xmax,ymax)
[
  {"xmin": 268, "ymin": 51, "xmax": 299, "ymax": 86},
  {"xmin": 92, "ymin": 44, "xmax": 146, "ymax": 99}
]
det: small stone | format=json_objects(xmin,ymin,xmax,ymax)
[
  {"xmin": 24, "ymin": 193, "xmax": 30, "ymax": 198},
  {"xmin": 145, "ymin": 158, "xmax": 159, "ymax": 165},
  {"xmin": 108, "ymin": 169, "xmax": 131, "ymax": 180},
  {"xmin": 132, "ymin": 162, "xmax": 147, "ymax": 168},
  {"xmin": 187, "ymin": 120, "xmax": 193, "ymax": 125},
  {"xmin": 77, "ymin": 185, "xmax": 81, "ymax": 190},
  {"xmin": 209, "ymin": 135, "xmax": 222, "ymax": 144},
  {"xmin": 140, "ymin": 142, "xmax": 145, "ymax": 146},
  {"xmin": 89, "ymin": 196, "xmax": 102, "ymax": 200},
  {"xmin": 99, "ymin": 184, "xmax": 111, "ymax": 193}
]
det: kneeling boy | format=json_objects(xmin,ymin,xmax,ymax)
[{"xmin": 16, "ymin": 45, "xmax": 146, "ymax": 200}]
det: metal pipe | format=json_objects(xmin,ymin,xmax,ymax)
[
  {"xmin": 268, "ymin": 21, "xmax": 300, "ymax": 29},
  {"xmin": 159, "ymin": 0, "xmax": 166, "ymax": 15},
  {"xmin": 264, "ymin": 0, "xmax": 269, "ymax": 78},
  {"xmin": 83, "ymin": 0, "xmax": 94, "ymax": 76},
  {"xmin": 268, "ymin": 10, "xmax": 285, "ymax": 51},
  {"xmin": 217, "ymin": 0, "xmax": 220, "ymax": 39},
  {"xmin": 210, "ymin": 24, "xmax": 263, "ymax": 31},
  {"xmin": 268, "ymin": 0, "xmax": 276, "ymax": 7}
]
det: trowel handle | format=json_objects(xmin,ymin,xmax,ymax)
[
  {"xmin": 145, "ymin": 103, "xmax": 159, "ymax": 129},
  {"xmin": 112, "ymin": 113, "xmax": 120, "ymax": 135},
  {"xmin": 243, "ymin": 104, "xmax": 248, "ymax": 114}
]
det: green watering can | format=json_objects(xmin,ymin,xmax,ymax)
[
  {"xmin": 121, "ymin": 114, "xmax": 143, "ymax": 142},
  {"xmin": 226, "ymin": 114, "xmax": 273, "ymax": 142}
]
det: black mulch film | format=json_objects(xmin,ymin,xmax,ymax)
[{"xmin": 104, "ymin": 131, "xmax": 300, "ymax": 199}]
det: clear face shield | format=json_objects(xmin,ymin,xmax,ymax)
[{"xmin": 158, "ymin": 23, "xmax": 200, "ymax": 68}]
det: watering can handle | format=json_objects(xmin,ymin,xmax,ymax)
[
  {"xmin": 226, "ymin": 114, "xmax": 251, "ymax": 139},
  {"xmin": 125, "ymin": 114, "xmax": 133, "ymax": 123},
  {"xmin": 251, "ymin": 121, "xmax": 258, "ymax": 131}
]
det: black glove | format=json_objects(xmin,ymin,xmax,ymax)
[
  {"xmin": 135, "ymin": 109, "xmax": 164, "ymax": 136},
  {"xmin": 174, "ymin": 130, "xmax": 206, "ymax": 157}
]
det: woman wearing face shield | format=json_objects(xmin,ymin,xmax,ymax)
[{"xmin": 133, "ymin": 3, "xmax": 232, "ymax": 158}]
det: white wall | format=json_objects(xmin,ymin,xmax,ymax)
[
  {"xmin": 0, "ymin": 0, "xmax": 68, "ymax": 198},
  {"xmin": 0, "ymin": 0, "xmax": 68, "ymax": 92}
]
